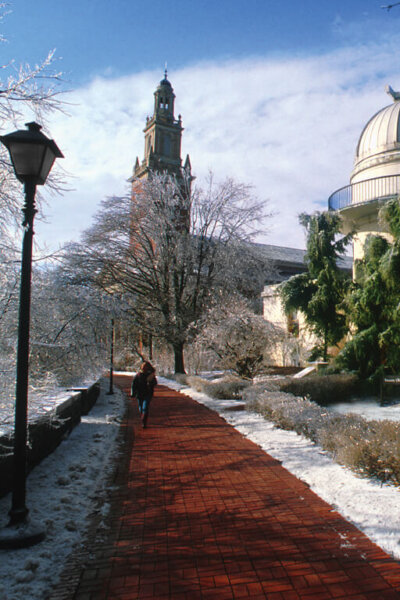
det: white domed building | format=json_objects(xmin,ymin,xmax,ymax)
[
  {"xmin": 329, "ymin": 86, "xmax": 400, "ymax": 263},
  {"xmin": 260, "ymin": 90, "xmax": 400, "ymax": 366}
]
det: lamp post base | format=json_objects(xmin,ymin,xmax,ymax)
[{"xmin": 0, "ymin": 520, "xmax": 45, "ymax": 549}]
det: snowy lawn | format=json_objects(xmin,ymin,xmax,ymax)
[
  {"xmin": 1, "ymin": 375, "xmax": 400, "ymax": 600},
  {"xmin": 0, "ymin": 377, "xmax": 126, "ymax": 600},
  {"xmin": 329, "ymin": 396, "xmax": 400, "ymax": 421}
]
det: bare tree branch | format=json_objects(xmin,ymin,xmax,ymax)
[{"xmin": 66, "ymin": 171, "xmax": 272, "ymax": 373}]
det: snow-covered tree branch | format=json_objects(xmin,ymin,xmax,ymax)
[
  {"xmin": 66, "ymin": 172, "xmax": 272, "ymax": 373},
  {"xmin": 0, "ymin": 3, "xmax": 66, "ymax": 235},
  {"xmin": 196, "ymin": 296, "xmax": 281, "ymax": 379}
]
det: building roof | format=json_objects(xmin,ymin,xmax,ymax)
[
  {"xmin": 255, "ymin": 242, "xmax": 353, "ymax": 284},
  {"xmin": 354, "ymin": 93, "xmax": 400, "ymax": 175},
  {"xmin": 255, "ymin": 243, "xmax": 306, "ymax": 266}
]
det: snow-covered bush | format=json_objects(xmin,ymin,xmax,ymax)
[
  {"xmin": 245, "ymin": 385, "xmax": 400, "ymax": 486},
  {"xmin": 0, "ymin": 245, "xmax": 19, "ymax": 408},
  {"xmin": 197, "ymin": 298, "xmax": 280, "ymax": 380},
  {"xmin": 28, "ymin": 268, "xmax": 110, "ymax": 387},
  {"xmin": 245, "ymin": 387, "xmax": 339, "ymax": 442},
  {"xmin": 202, "ymin": 377, "xmax": 251, "ymax": 399},
  {"xmin": 278, "ymin": 373, "xmax": 359, "ymax": 404},
  {"xmin": 186, "ymin": 375, "xmax": 208, "ymax": 392},
  {"xmin": 186, "ymin": 375, "xmax": 250, "ymax": 399},
  {"xmin": 319, "ymin": 417, "xmax": 400, "ymax": 484},
  {"xmin": 174, "ymin": 374, "xmax": 189, "ymax": 385}
]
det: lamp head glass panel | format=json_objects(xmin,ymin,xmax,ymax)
[{"xmin": 0, "ymin": 122, "xmax": 63, "ymax": 185}]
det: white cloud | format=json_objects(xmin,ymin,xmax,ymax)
[{"xmin": 35, "ymin": 40, "xmax": 400, "ymax": 250}]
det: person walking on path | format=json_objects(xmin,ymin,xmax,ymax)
[{"xmin": 131, "ymin": 361, "xmax": 157, "ymax": 428}]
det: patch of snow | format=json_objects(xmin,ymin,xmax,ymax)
[
  {"xmin": 2, "ymin": 373, "xmax": 400, "ymax": 600},
  {"xmin": 329, "ymin": 397, "xmax": 400, "ymax": 421},
  {"xmin": 0, "ymin": 377, "xmax": 126, "ymax": 600},
  {"xmin": 113, "ymin": 370, "xmax": 136, "ymax": 376},
  {"xmin": 0, "ymin": 375, "xmax": 104, "ymax": 436}
]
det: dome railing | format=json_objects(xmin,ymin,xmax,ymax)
[{"xmin": 328, "ymin": 174, "xmax": 400, "ymax": 211}]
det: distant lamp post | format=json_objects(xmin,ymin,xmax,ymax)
[
  {"xmin": 107, "ymin": 318, "xmax": 115, "ymax": 395},
  {"xmin": 0, "ymin": 122, "xmax": 63, "ymax": 549}
]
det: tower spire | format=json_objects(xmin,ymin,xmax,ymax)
[
  {"xmin": 130, "ymin": 73, "xmax": 194, "ymax": 197},
  {"xmin": 131, "ymin": 73, "xmax": 190, "ymax": 181}
]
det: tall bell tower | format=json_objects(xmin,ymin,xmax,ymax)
[{"xmin": 131, "ymin": 71, "xmax": 192, "ymax": 183}]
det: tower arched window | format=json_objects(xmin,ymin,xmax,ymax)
[{"xmin": 159, "ymin": 96, "xmax": 169, "ymax": 110}]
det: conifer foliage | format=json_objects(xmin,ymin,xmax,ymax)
[
  {"xmin": 280, "ymin": 211, "xmax": 352, "ymax": 361},
  {"xmin": 337, "ymin": 199, "xmax": 400, "ymax": 380}
]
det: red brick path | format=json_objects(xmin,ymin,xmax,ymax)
[{"xmin": 52, "ymin": 376, "xmax": 400, "ymax": 599}]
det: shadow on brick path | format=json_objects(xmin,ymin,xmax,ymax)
[{"xmin": 49, "ymin": 375, "xmax": 400, "ymax": 600}]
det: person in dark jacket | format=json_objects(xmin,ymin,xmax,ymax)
[{"xmin": 131, "ymin": 361, "xmax": 157, "ymax": 428}]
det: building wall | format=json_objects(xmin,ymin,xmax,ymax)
[
  {"xmin": 262, "ymin": 283, "xmax": 316, "ymax": 367},
  {"xmin": 351, "ymin": 156, "xmax": 400, "ymax": 184}
]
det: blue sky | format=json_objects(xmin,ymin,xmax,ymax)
[
  {"xmin": 3, "ymin": 1, "xmax": 400, "ymax": 249},
  {"xmin": 2, "ymin": 0, "xmax": 400, "ymax": 87},
  {"xmin": 3, "ymin": 1, "xmax": 397, "ymax": 85}
]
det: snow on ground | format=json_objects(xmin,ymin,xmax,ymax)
[
  {"xmin": 1, "ymin": 374, "xmax": 400, "ymax": 600},
  {"xmin": 0, "ymin": 376, "xmax": 104, "ymax": 436},
  {"xmin": 329, "ymin": 396, "xmax": 400, "ymax": 421},
  {"xmin": 158, "ymin": 377, "xmax": 400, "ymax": 562},
  {"xmin": 0, "ymin": 388, "xmax": 77, "ymax": 437},
  {"xmin": 0, "ymin": 377, "xmax": 126, "ymax": 600}
]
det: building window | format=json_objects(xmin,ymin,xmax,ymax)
[{"xmin": 159, "ymin": 97, "xmax": 169, "ymax": 110}]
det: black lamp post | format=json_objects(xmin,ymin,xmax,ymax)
[
  {"xmin": 107, "ymin": 318, "xmax": 115, "ymax": 395},
  {"xmin": 0, "ymin": 122, "xmax": 63, "ymax": 549}
]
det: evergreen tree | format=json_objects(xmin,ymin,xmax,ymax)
[
  {"xmin": 379, "ymin": 200, "xmax": 400, "ymax": 372},
  {"xmin": 337, "ymin": 199, "xmax": 400, "ymax": 380},
  {"xmin": 280, "ymin": 211, "xmax": 352, "ymax": 361},
  {"xmin": 336, "ymin": 236, "xmax": 391, "ymax": 379}
]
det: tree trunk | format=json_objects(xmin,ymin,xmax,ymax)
[
  {"xmin": 174, "ymin": 342, "xmax": 186, "ymax": 374},
  {"xmin": 323, "ymin": 328, "xmax": 328, "ymax": 362}
]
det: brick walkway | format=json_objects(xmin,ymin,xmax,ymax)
[{"xmin": 51, "ymin": 375, "xmax": 400, "ymax": 599}]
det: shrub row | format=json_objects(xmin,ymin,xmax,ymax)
[
  {"xmin": 244, "ymin": 385, "xmax": 400, "ymax": 487},
  {"xmin": 274, "ymin": 373, "xmax": 359, "ymax": 405},
  {"xmin": 173, "ymin": 371, "xmax": 400, "ymax": 487},
  {"xmin": 185, "ymin": 375, "xmax": 251, "ymax": 399}
]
